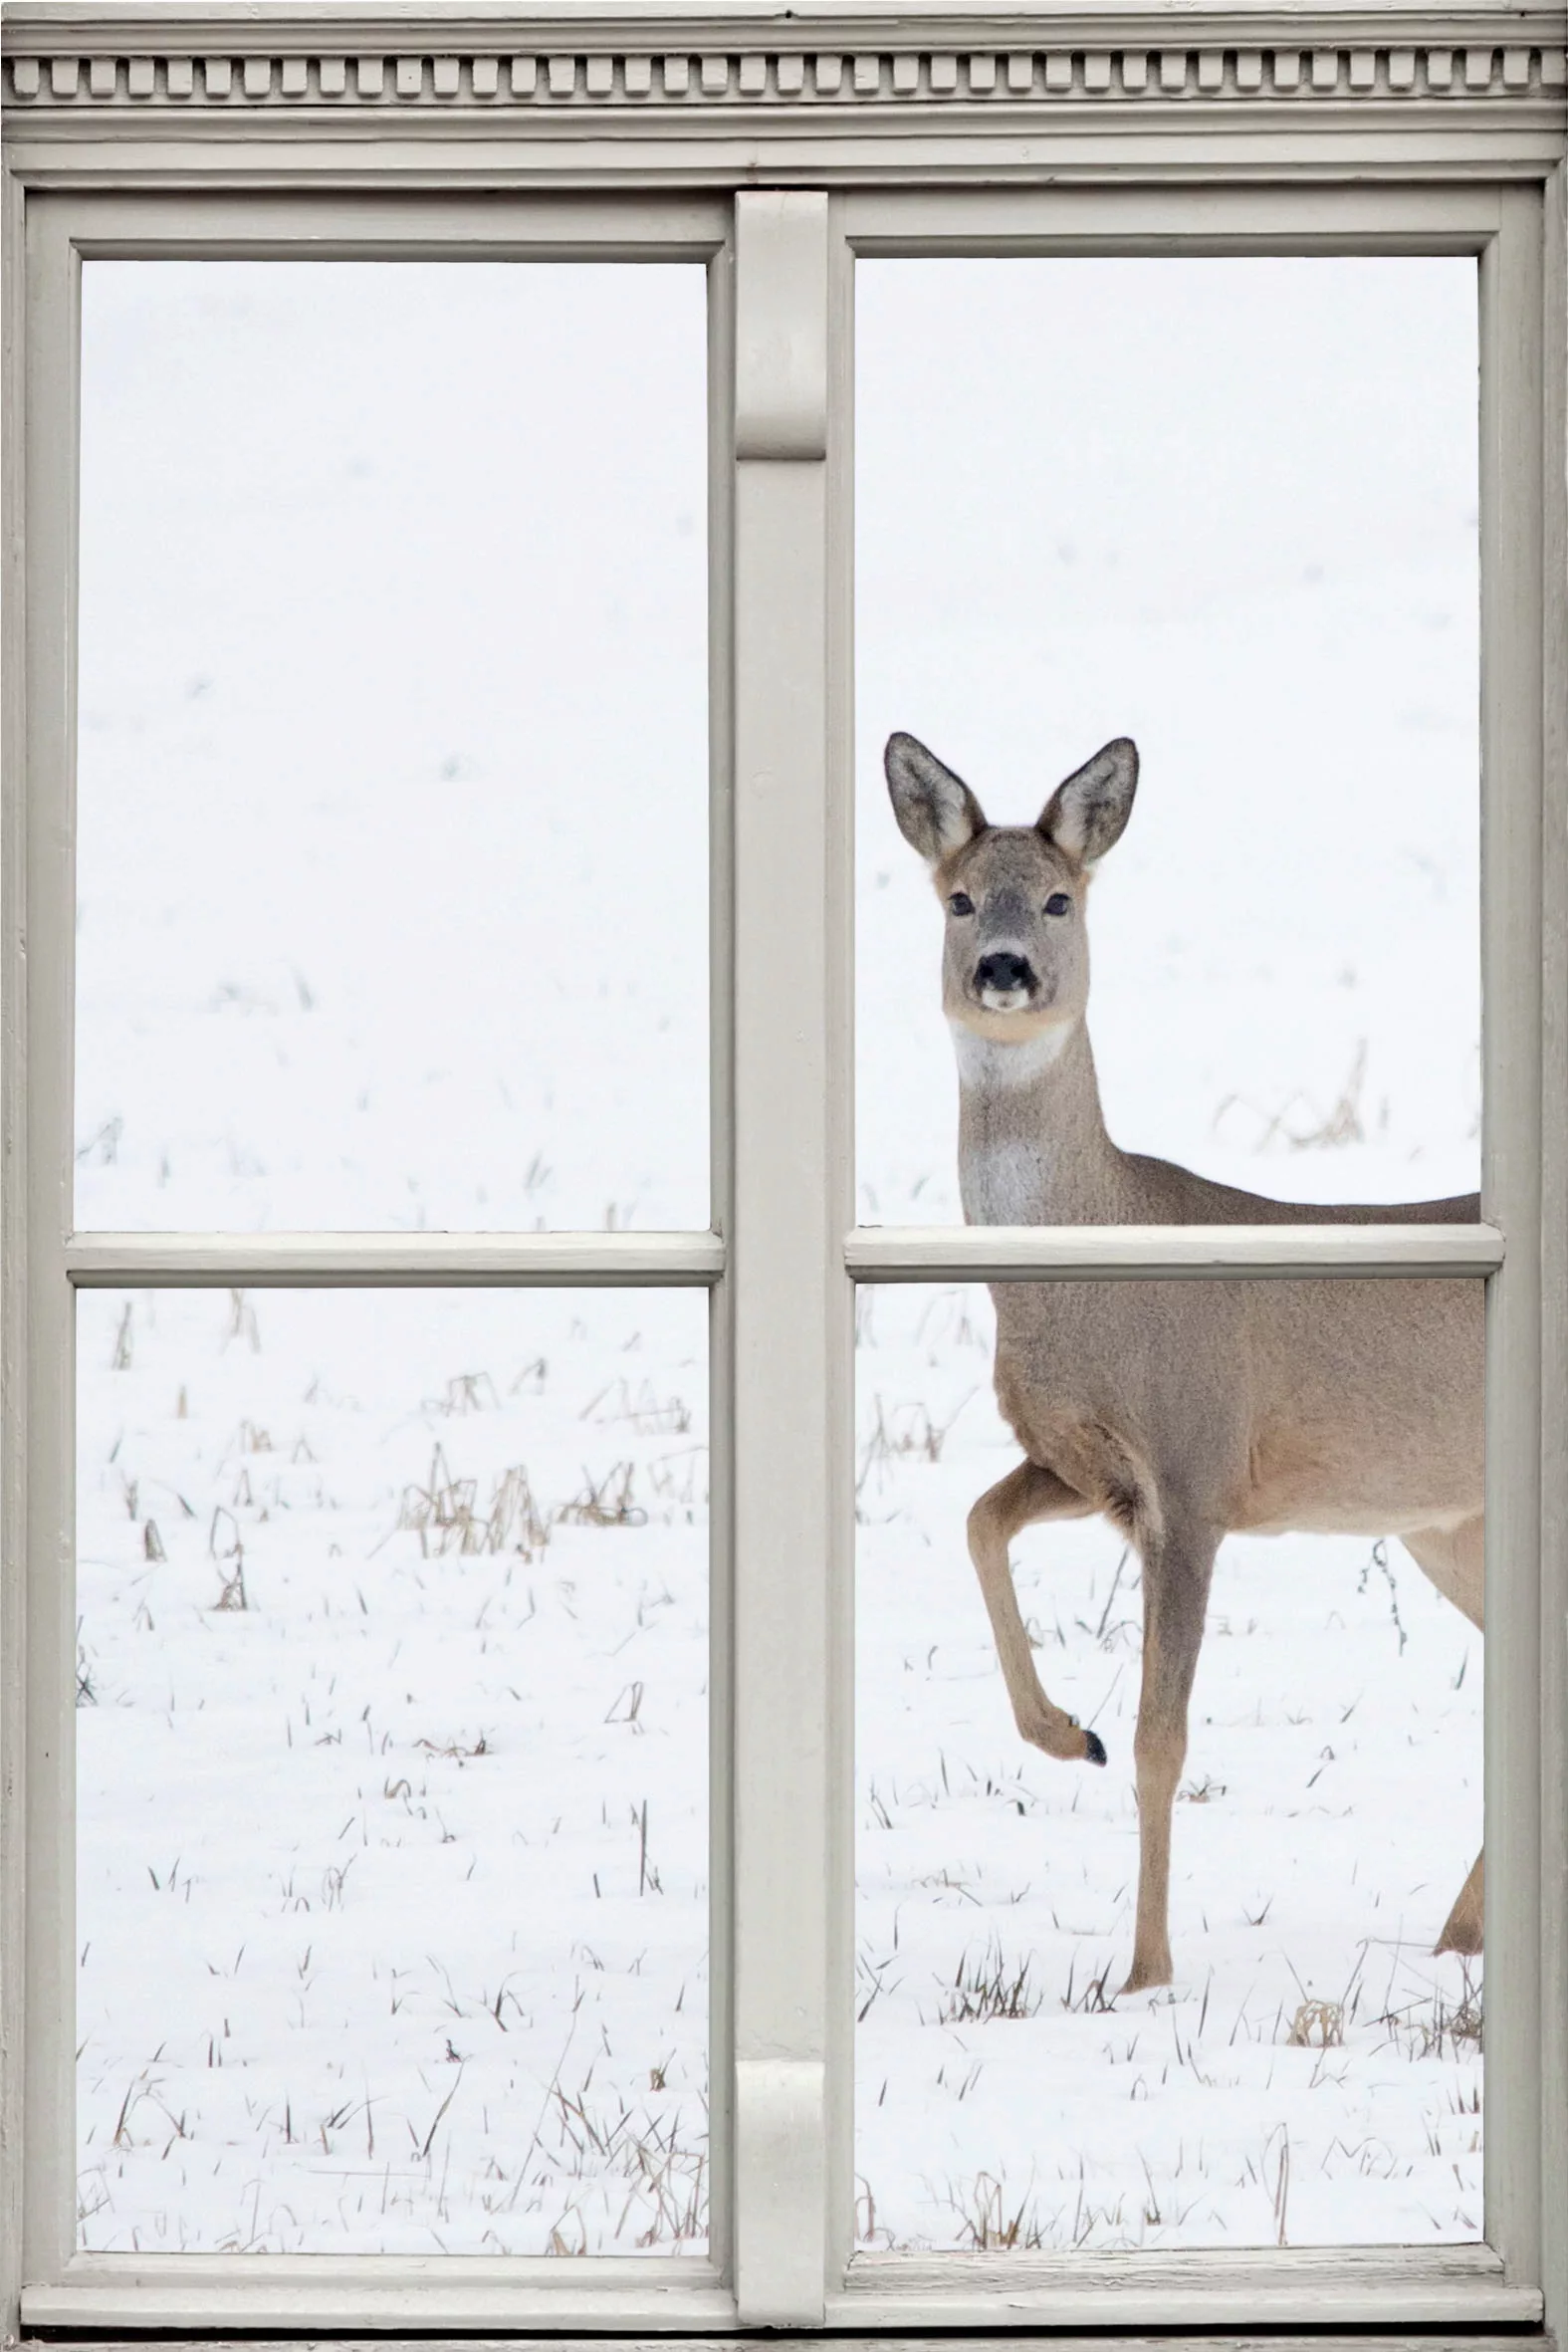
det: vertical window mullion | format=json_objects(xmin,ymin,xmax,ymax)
[
  {"xmin": 23, "ymin": 192, "xmax": 83, "ymax": 2290},
  {"xmin": 728, "ymin": 188, "xmax": 845, "ymax": 2327},
  {"xmin": 704, "ymin": 228, "xmax": 738, "ymax": 2299},
  {"xmin": 1479, "ymin": 187, "xmax": 1547, "ymax": 2279}
]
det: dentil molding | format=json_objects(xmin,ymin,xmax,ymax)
[{"xmin": 3, "ymin": 8, "xmax": 1565, "ymax": 115}]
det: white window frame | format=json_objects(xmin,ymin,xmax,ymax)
[{"xmin": 1, "ymin": 7, "xmax": 1564, "ymax": 2344}]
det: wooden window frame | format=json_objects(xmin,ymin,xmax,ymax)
[{"xmin": 2, "ymin": 7, "xmax": 1564, "ymax": 2344}]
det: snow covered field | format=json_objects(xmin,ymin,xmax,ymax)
[
  {"xmin": 77, "ymin": 1289, "xmax": 710, "ymax": 2254},
  {"xmin": 76, "ymin": 264, "xmax": 710, "ymax": 1239},
  {"xmin": 76, "ymin": 263, "xmax": 714, "ymax": 2254},
  {"xmin": 851, "ymin": 259, "xmax": 1482, "ymax": 2249},
  {"xmin": 854, "ymin": 1283, "xmax": 1482, "ymax": 2252},
  {"xmin": 75, "ymin": 257, "xmax": 1481, "ymax": 2256},
  {"xmin": 854, "ymin": 259, "xmax": 1481, "ymax": 1225}
]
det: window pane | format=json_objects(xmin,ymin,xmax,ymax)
[
  {"xmin": 77, "ymin": 263, "xmax": 709, "ymax": 1233},
  {"xmin": 857, "ymin": 260, "xmax": 1478, "ymax": 1225},
  {"xmin": 855, "ymin": 1281, "xmax": 1483, "ymax": 2249},
  {"xmin": 77, "ymin": 1288, "xmax": 709, "ymax": 2253}
]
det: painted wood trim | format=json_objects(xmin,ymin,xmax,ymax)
[
  {"xmin": 20, "ymin": 184, "xmax": 80, "ymax": 2294},
  {"xmin": 48, "ymin": 2250, "xmax": 725, "ymax": 2281},
  {"xmin": 22, "ymin": 2271, "xmax": 737, "ymax": 2332},
  {"xmin": 841, "ymin": 2239, "xmax": 1517, "ymax": 2290},
  {"xmin": 1478, "ymin": 182, "xmax": 1546, "ymax": 2280},
  {"xmin": 3, "ymin": 9, "xmax": 1565, "ymax": 125},
  {"xmin": 40, "ymin": 192, "xmax": 730, "ymax": 261},
  {"xmin": 728, "ymin": 187, "xmax": 840, "ymax": 2328},
  {"xmin": 1535, "ymin": 143, "xmax": 1568, "ymax": 2352},
  {"xmin": 4, "ymin": 2338, "xmax": 1556, "ymax": 2352},
  {"xmin": 840, "ymin": 181, "xmax": 1507, "ymax": 249},
  {"xmin": 0, "ymin": 50, "xmax": 1562, "ymax": 2352},
  {"xmin": 20, "ymin": 2243, "xmax": 1541, "ymax": 2332},
  {"xmin": 0, "ymin": 117, "xmax": 29, "ymax": 2352},
  {"xmin": 735, "ymin": 191, "xmax": 829, "ymax": 456},
  {"xmin": 845, "ymin": 1223, "xmax": 1506, "ymax": 1280},
  {"xmin": 5, "ymin": 2338, "xmax": 1557, "ymax": 2352},
  {"xmin": 703, "ymin": 222, "xmax": 739, "ymax": 2294},
  {"xmin": 62, "ymin": 1232, "xmax": 726, "ymax": 1286},
  {"xmin": 822, "ymin": 188, "xmax": 857, "ymax": 2295},
  {"xmin": 830, "ymin": 2244, "xmax": 1544, "ymax": 2324}
]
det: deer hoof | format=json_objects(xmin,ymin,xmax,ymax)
[{"xmin": 1083, "ymin": 1728, "xmax": 1108, "ymax": 1766}]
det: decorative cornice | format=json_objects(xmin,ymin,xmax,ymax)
[{"xmin": 3, "ymin": 16, "xmax": 1565, "ymax": 115}]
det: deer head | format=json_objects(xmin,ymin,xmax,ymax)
[{"xmin": 885, "ymin": 732, "xmax": 1139, "ymax": 1046}]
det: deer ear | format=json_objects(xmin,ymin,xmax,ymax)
[
  {"xmin": 885, "ymin": 733, "xmax": 988, "ymax": 864},
  {"xmin": 1038, "ymin": 738, "xmax": 1139, "ymax": 866}
]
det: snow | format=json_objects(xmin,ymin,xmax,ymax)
[
  {"xmin": 76, "ymin": 1287, "xmax": 710, "ymax": 2254},
  {"xmin": 854, "ymin": 1285, "xmax": 1482, "ymax": 2252},
  {"xmin": 76, "ymin": 263, "xmax": 710, "ymax": 1238},
  {"xmin": 74, "ymin": 256, "xmax": 1481, "ymax": 2259},
  {"xmin": 851, "ymin": 257, "xmax": 1481, "ymax": 2250},
  {"xmin": 855, "ymin": 257, "xmax": 1480, "ymax": 1224}
]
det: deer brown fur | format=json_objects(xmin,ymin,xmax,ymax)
[{"xmin": 886, "ymin": 729, "xmax": 1483, "ymax": 1992}]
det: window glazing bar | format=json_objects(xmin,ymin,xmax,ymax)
[
  {"xmin": 64, "ymin": 1232, "xmax": 725, "ymax": 1286},
  {"xmin": 846, "ymin": 1223, "xmax": 1504, "ymax": 1282}
]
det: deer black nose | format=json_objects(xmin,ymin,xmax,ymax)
[{"xmin": 975, "ymin": 951, "xmax": 1034, "ymax": 995}]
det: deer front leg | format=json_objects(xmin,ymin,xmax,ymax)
[
  {"xmin": 967, "ymin": 1460, "xmax": 1103, "ymax": 1764},
  {"xmin": 1125, "ymin": 1518, "xmax": 1221, "ymax": 1993},
  {"xmin": 1436, "ymin": 1851, "xmax": 1484, "ymax": 1957},
  {"xmin": 1402, "ymin": 1518, "xmax": 1484, "ymax": 1957}
]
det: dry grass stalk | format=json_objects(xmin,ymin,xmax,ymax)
[
  {"xmin": 398, "ymin": 1447, "xmax": 550, "ymax": 1559},
  {"xmin": 945, "ymin": 2170, "xmax": 1047, "ymax": 2251},
  {"xmin": 1377, "ymin": 1967, "xmax": 1483, "ymax": 2061},
  {"xmin": 939, "ymin": 1939, "xmax": 1042, "ymax": 2023},
  {"xmin": 580, "ymin": 1378, "xmax": 692, "ymax": 1436},
  {"xmin": 557, "ymin": 1462, "xmax": 645, "ymax": 1529},
  {"xmin": 645, "ymin": 1449, "xmax": 707, "ymax": 1510},
  {"xmin": 537, "ymin": 2076, "xmax": 707, "ymax": 2252},
  {"xmin": 1286, "ymin": 1997, "xmax": 1344, "ymax": 2048},
  {"xmin": 438, "ymin": 1371, "xmax": 502, "ymax": 1416},
  {"xmin": 857, "ymin": 1391, "xmax": 976, "ymax": 1496},
  {"xmin": 1060, "ymin": 1955, "xmax": 1119, "ymax": 2014},
  {"xmin": 224, "ymin": 1288, "xmax": 261, "ymax": 1353},
  {"xmin": 1270, "ymin": 2125, "xmax": 1292, "ymax": 2244},
  {"xmin": 486, "ymin": 1464, "xmax": 550, "ymax": 1558},
  {"xmin": 213, "ymin": 1562, "xmax": 249, "ymax": 1611},
  {"xmin": 1215, "ymin": 1040, "xmax": 1373, "ymax": 1155},
  {"xmin": 209, "ymin": 1505, "xmax": 249, "ymax": 1610}
]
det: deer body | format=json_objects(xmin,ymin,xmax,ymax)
[{"xmin": 887, "ymin": 731, "xmax": 1484, "ymax": 1992}]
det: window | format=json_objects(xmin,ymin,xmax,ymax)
[{"xmin": 3, "ymin": 12, "xmax": 1564, "ymax": 2345}]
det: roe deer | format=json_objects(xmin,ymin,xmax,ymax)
[{"xmin": 886, "ymin": 729, "xmax": 1483, "ymax": 1993}]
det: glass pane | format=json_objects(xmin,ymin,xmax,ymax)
[
  {"xmin": 855, "ymin": 1281, "xmax": 1483, "ymax": 2250},
  {"xmin": 857, "ymin": 260, "xmax": 1478, "ymax": 1225},
  {"xmin": 77, "ymin": 1289, "xmax": 709, "ymax": 2253},
  {"xmin": 77, "ymin": 263, "xmax": 708, "ymax": 1233}
]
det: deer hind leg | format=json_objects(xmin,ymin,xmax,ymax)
[
  {"xmin": 1401, "ymin": 1516, "xmax": 1484, "ymax": 1957},
  {"xmin": 967, "ymin": 1460, "xmax": 1103, "ymax": 1764},
  {"xmin": 1125, "ymin": 1514, "xmax": 1221, "ymax": 1994}
]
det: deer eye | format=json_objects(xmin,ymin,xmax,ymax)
[
  {"xmin": 1044, "ymin": 892, "xmax": 1072, "ymax": 917},
  {"xmin": 947, "ymin": 892, "xmax": 975, "ymax": 917}
]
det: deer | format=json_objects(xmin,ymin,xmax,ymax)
[{"xmin": 885, "ymin": 729, "xmax": 1484, "ymax": 1994}]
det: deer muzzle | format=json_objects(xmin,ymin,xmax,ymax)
[{"xmin": 974, "ymin": 950, "xmax": 1038, "ymax": 1011}]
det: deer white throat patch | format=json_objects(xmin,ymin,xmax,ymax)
[{"xmin": 951, "ymin": 1023, "xmax": 1076, "ymax": 1090}]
